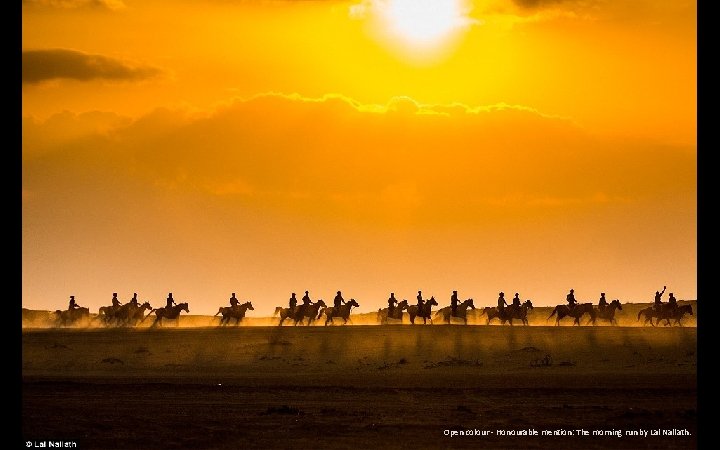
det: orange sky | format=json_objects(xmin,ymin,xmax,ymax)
[{"xmin": 22, "ymin": 0, "xmax": 696, "ymax": 315}]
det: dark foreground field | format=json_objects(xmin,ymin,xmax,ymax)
[{"xmin": 23, "ymin": 326, "xmax": 697, "ymax": 449}]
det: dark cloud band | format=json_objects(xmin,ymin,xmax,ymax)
[{"xmin": 22, "ymin": 49, "xmax": 161, "ymax": 84}]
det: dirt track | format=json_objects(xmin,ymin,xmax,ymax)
[{"xmin": 22, "ymin": 326, "xmax": 697, "ymax": 449}]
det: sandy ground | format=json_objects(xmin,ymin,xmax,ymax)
[{"xmin": 22, "ymin": 325, "xmax": 696, "ymax": 449}]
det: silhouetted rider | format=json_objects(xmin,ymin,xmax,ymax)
[
  {"xmin": 417, "ymin": 290, "xmax": 425, "ymax": 309},
  {"xmin": 111, "ymin": 292, "xmax": 122, "ymax": 308},
  {"xmin": 302, "ymin": 291, "xmax": 313, "ymax": 306},
  {"xmin": 166, "ymin": 293, "xmax": 176, "ymax": 309},
  {"xmin": 654, "ymin": 286, "xmax": 666, "ymax": 312},
  {"xmin": 388, "ymin": 293, "xmax": 398, "ymax": 316},
  {"xmin": 497, "ymin": 292, "xmax": 507, "ymax": 312},
  {"xmin": 566, "ymin": 289, "xmax": 577, "ymax": 308},
  {"xmin": 289, "ymin": 293, "xmax": 297, "ymax": 311},
  {"xmin": 667, "ymin": 292, "xmax": 678, "ymax": 311},
  {"xmin": 334, "ymin": 291, "xmax": 345, "ymax": 311},
  {"xmin": 451, "ymin": 290, "xmax": 459, "ymax": 316},
  {"xmin": 512, "ymin": 293, "xmax": 521, "ymax": 308},
  {"xmin": 68, "ymin": 295, "xmax": 81, "ymax": 310},
  {"xmin": 129, "ymin": 293, "xmax": 139, "ymax": 307},
  {"xmin": 229, "ymin": 292, "xmax": 239, "ymax": 309},
  {"xmin": 598, "ymin": 293, "xmax": 607, "ymax": 311}
]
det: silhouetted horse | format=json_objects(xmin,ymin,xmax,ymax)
[
  {"xmin": 321, "ymin": 298, "xmax": 360, "ymax": 325},
  {"xmin": 54, "ymin": 307, "xmax": 90, "ymax": 327},
  {"xmin": 130, "ymin": 302, "xmax": 154, "ymax": 326},
  {"xmin": 480, "ymin": 306, "xmax": 502, "ymax": 324},
  {"xmin": 508, "ymin": 300, "xmax": 534, "ymax": 325},
  {"xmin": 637, "ymin": 306, "xmax": 660, "ymax": 326},
  {"xmin": 97, "ymin": 305, "xmax": 122, "ymax": 326},
  {"xmin": 655, "ymin": 303, "xmax": 693, "ymax": 327},
  {"xmin": 111, "ymin": 301, "xmax": 153, "ymax": 327},
  {"xmin": 548, "ymin": 303, "xmax": 596, "ymax": 326},
  {"xmin": 481, "ymin": 300, "xmax": 534, "ymax": 325},
  {"xmin": 144, "ymin": 302, "xmax": 189, "ymax": 327},
  {"xmin": 434, "ymin": 299, "xmax": 475, "ymax": 325},
  {"xmin": 294, "ymin": 299, "xmax": 327, "ymax": 326},
  {"xmin": 274, "ymin": 306, "xmax": 295, "ymax": 326},
  {"xmin": 274, "ymin": 300, "xmax": 327, "ymax": 326},
  {"xmin": 215, "ymin": 301, "xmax": 254, "ymax": 326},
  {"xmin": 407, "ymin": 297, "xmax": 439, "ymax": 324},
  {"xmin": 589, "ymin": 299, "xmax": 622, "ymax": 325},
  {"xmin": 377, "ymin": 299, "xmax": 409, "ymax": 324}
]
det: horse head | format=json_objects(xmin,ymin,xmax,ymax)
[
  {"xmin": 316, "ymin": 299, "xmax": 326, "ymax": 307},
  {"xmin": 523, "ymin": 299, "xmax": 534, "ymax": 309},
  {"xmin": 348, "ymin": 299, "xmax": 360, "ymax": 308},
  {"xmin": 141, "ymin": 301, "xmax": 152, "ymax": 310},
  {"xmin": 464, "ymin": 298, "xmax": 475, "ymax": 309},
  {"xmin": 179, "ymin": 302, "xmax": 189, "ymax": 313},
  {"xmin": 611, "ymin": 299, "xmax": 622, "ymax": 309},
  {"xmin": 427, "ymin": 297, "xmax": 438, "ymax": 306},
  {"xmin": 397, "ymin": 299, "xmax": 409, "ymax": 310},
  {"xmin": 244, "ymin": 301, "xmax": 255, "ymax": 310}
]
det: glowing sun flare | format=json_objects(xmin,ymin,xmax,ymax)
[{"xmin": 385, "ymin": 0, "xmax": 468, "ymax": 44}]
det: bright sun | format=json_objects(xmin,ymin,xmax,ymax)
[{"xmin": 384, "ymin": 0, "xmax": 468, "ymax": 45}]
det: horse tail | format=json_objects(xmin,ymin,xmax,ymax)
[
  {"xmin": 479, "ymin": 308, "xmax": 486, "ymax": 317},
  {"xmin": 547, "ymin": 306, "xmax": 558, "ymax": 320},
  {"xmin": 637, "ymin": 310, "xmax": 644, "ymax": 321},
  {"xmin": 214, "ymin": 308, "xmax": 222, "ymax": 316},
  {"xmin": 273, "ymin": 307, "xmax": 282, "ymax": 317}
]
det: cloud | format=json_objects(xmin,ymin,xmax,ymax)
[
  {"xmin": 23, "ymin": 92, "xmax": 693, "ymax": 219},
  {"xmin": 512, "ymin": 0, "xmax": 571, "ymax": 9},
  {"xmin": 23, "ymin": 0, "xmax": 126, "ymax": 10},
  {"xmin": 22, "ymin": 49, "xmax": 162, "ymax": 84}
]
